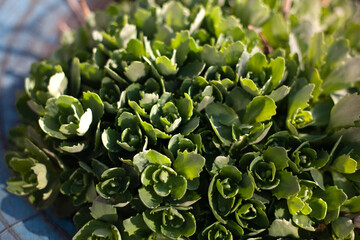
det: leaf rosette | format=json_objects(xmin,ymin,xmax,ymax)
[
  {"xmin": 199, "ymin": 221, "xmax": 244, "ymax": 240},
  {"xmin": 234, "ymin": 199, "xmax": 269, "ymax": 234},
  {"xmin": 99, "ymin": 77, "xmax": 126, "ymax": 114},
  {"xmin": 208, "ymin": 165, "xmax": 255, "ymax": 222},
  {"xmin": 266, "ymin": 131, "xmax": 329, "ymax": 172},
  {"xmin": 142, "ymin": 206, "xmax": 196, "ymax": 239},
  {"xmin": 73, "ymin": 220, "xmax": 121, "ymax": 240},
  {"xmin": 5, "ymin": 137, "xmax": 60, "ymax": 209},
  {"xmin": 60, "ymin": 168, "xmax": 96, "ymax": 206},
  {"xmin": 139, "ymin": 164, "xmax": 187, "ymax": 208},
  {"xmin": 25, "ymin": 61, "xmax": 67, "ymax": 106},
  {"xmin": 126, "ymin": 78, "xmax": 161, "ymax": 118},
  {"xmin": 167, "ymin": 133, "xmax": 198, "ymax": 159},
  {"xmin": 239, "ymin": 52, "xmax": 286, "ymax": 96},
  {"xmin": 96, "ymin": 167, "xmax": 132, "ymax": 206},
  {"xmin": 102, "ymin": 111, "xmax": 147, "ymax": 153},
  {"xmin": 39, "ymin": 92, "xmax": 104, "ymax": 142},
  {"xmin": 7, "ymin": 157, "xmax": 47, "ymax": 194},
  {"xmin": 200, "ymin": 222, "xmax": 234, "ymax": 240},
  {"xmin": 150, "ymin": 92, "xmax": 194, "ymax": 134},
  {"xmin": 180, "ymin": 77, "xmax": 216, "ymax": 112},
  {"xmin": 134, "ymin": 150, "xmax": 205, "ymax": 208},
  {"xmin": 239, "ymin": 152, "xmax": 281, "ymax": 190}
]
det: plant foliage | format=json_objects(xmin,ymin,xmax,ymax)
[{"xmin": 5, "ymin": 0, "xmax": 360, "ymax": 239}]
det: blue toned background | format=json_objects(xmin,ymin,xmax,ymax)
[{"xmin": 0, "ymin": 0, "xmax": 112, "ymax": 239}]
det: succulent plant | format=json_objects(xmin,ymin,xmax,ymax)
[{"xmin": 5, "ymin": 0, "xmax": 360, "ymax": 239}]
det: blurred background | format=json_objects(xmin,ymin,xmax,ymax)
[{"xmin": 0, "ymin": 0, "xmax": 113, "ymax": 239}]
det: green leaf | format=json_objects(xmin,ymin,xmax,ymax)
[
  {"xmin": 268, "ymin": 85, "xmax": 291, "ymax": 102},
  {"xmin": 102, "ymin": 128, "xmax": 122, "ymax": 152},
  {"xmin": 313, "ymin": 186, "xmax": 347, "ymax": 211},
  {"xmin": 123, "ymin": 214, "xmax": 151, "ymax": 237},
  {"xmin": 268, "ymin": 219, "xmax": 299, "ymax": 238},
  {"xmin": 307, "ymin": 32, "xmax": 325, "ymax": 67},
  {"xmin": 79, "ymin": 63, "xmax": 104, "ymax": 83},
  {"xmin": 178, "ymin": 60, "xmax": 205, "ymax": 80},
  {"xmin": 206, "ymin": 102, "xmax": 240, "ymax": 126},
  {"xmin": 126, "ymin": 39, "xmax": 146, "ymax": 60},
  {"xmin": 120, "ymin": 24, "xmax": 137, "ymax": 47},
  {"xmin": 328, "ymin": 94, "xmax": 360, "ymax": 130},
  {"xmin": 310, "ymin": 169, "xmax": 325, "ymax": 190},
  {"xmin": 206, "ymin": 102, "xmax": 240, "ymax": 146},
  {"xmin": 146, "ymin": 150, "xmax": 172, "ymax": 166},
  {"xmin": 162, "ymin": 1, "xmax": 189, "ymax": 31},
  {"xmin": 309, "ymin": 69, "xmax": 323, "ymax": 102},
  {"xmin": 135, "ymin": 9, "xmax": 156, "ymax": 38},
  {"xmin": 156, "ymin": 56, "xmax": 178, "ymax": 76},
  {"xmin": 176, "ymin": 93, "xmax": 193, "ymax": 121},
  {"xmin": 139, "ymin": 186, "xmax": 162, "ymax": 208},
  {"xmin": 189, "ymin": 7, "xmax": 205, "ymax": 35},
  {"xmin": 90, "ymin": 197, "xmax": 118, "ymax": 223},
  {"xmin": 332, "ymin": 154, "xmax": 357, "ymax": 174},
  {"xmin": 342, "ymin": 196, "xmax": 360, "ymax": 213},
  {"xmin": 47, "ymin": 72, "xmax": 68, "ymax": 98},
  {"xmin": 171, "ymin": 175, "xmax": 187, "ymax": 199},
  {"xmin": 324, "ymin": 38, "xmax": 349, "ymax": 73},
  {"xmin": 292, "ymin": 214, "xmax": 315, "ymax": 231},
  {"xmin": 201, "ymin": 45, "xmax": 225, "ymax": 66},
  {"xmin": 211, "ymin": 156, "xmax": 233, "ymax": 175},
  {"xmin": 287, "ymin": 196, "xmax": 305, "ymax": 215},
  {"xmin": 240, "ymin": 78, "xmax": 260, "ymax": 96},
  {"xmin": 124, "ymin": 61, "xmax": 149, "ymax": 83},
  {"xmin": 223, "ymin": 41, "xmax": 245, "ymax": 67},
  {"xmin": 309, "ymin": 198, "xmax": 327, "ymax": 220},
  {"xmin": 59, "ymin": 141, "xmax": 86, "ymax": 153},
  {"xmin": 263, "ymin": 57, "xmax": 285, "ymax": 94},
  {"xmin": 73, "ymin": 220, "xmax": 121, "ymax": 240},
  {"xmin": 288, "ymin": 84, "xmax": 315, "ymax": 118},
  {"xmin": 272, "ymin": 171, "xmax": 300, "ymax": 199},
  {"xmin": 234, "ymin": 0, "xmax": 270, "ymax": 26},
  {"xmin": 173, "ymin": 151, "xmax": 205, "ymax": 180},
  {"xmin": 323, "ymin": 57, "xmax": 360, "ymax": 92},
  {"xmin": 142, "ymin": 209, "xmax": 161, "ymax": 233},
  {"xmin": 261, "ymin": 13, "xmax": 289, "ymax": 48},
  {"xmin": 263, "ymin": 146, "xmax": 289, "ymax": 171},
  {"xmin": 248, "ymin": 52, "xmax": 267, "ymax": 79},
  {"xmin": 180, "ymin": 117, "xmax": 200, "ymax": 136},
  {"xmin": 82, "ymin": 91, "xmax": 104, "ymax": 124},
  {"xmin": 243, "ymin": 96, "xmax": 277, "ymax": 124},
  {"xmin": 332, "ymin": 217, "xmax": 354, "ymax": 239}
]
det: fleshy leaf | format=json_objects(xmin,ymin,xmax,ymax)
[
  {"xmin": 123, "ymin": 214, "xmax": 151, "ymax": 237},
  {"xmin": 124, "ymin": 61, "xmax": 149, "ymax": 82},
  {"xmin": 272, "ymin": 171, "xmax": 300, "ymax": 199},
  {"xmin": 173, "ymin": 151, "xmax": 205, "ymax": 180},
  {"xmin": 263, "ymin": 146, "xmax": 289, "ymax": 171},
  {"xmin": 139, "ymin": 186, "xmax": 162, "ymax": 208},
  {"xmin": 268, "ymin": 219, "xmax": 299, "ymax": 238},
  {"xmin": 313, "ymin": 186, "xmax": 347, "ymax": 211},
  {"xmin": 332, "ymin": 217, "xmax": 354, "ymax": 239},
  {"xmin": 82, "ymin": 92, "xmax": 104, "ymax": 124},
  {"xmin": 243, "ymin": 96, "xmax": 277, "ymax": 124},
  {"xmin": 328, "ymin": 94, "xmax": 360, "ymax": 130},
  {"xmin": 90, "ymin": 197, "xmax": 118, "ymax": 223},
  {"xmin": 332, "ymin": 154, "xmax": 357, "ymax": 174},
  {"xmin": 156, "ymin": 56, "xmax": 178, "ymax": 76}
]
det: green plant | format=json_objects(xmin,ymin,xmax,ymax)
[{"xmin": 5, "ymin": 0, "xmax": 360, "ymax": 239}]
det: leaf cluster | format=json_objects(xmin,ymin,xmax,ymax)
[{"xmin": 5, "ymin": 0, "xmax": 360, "ymax": 239}]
